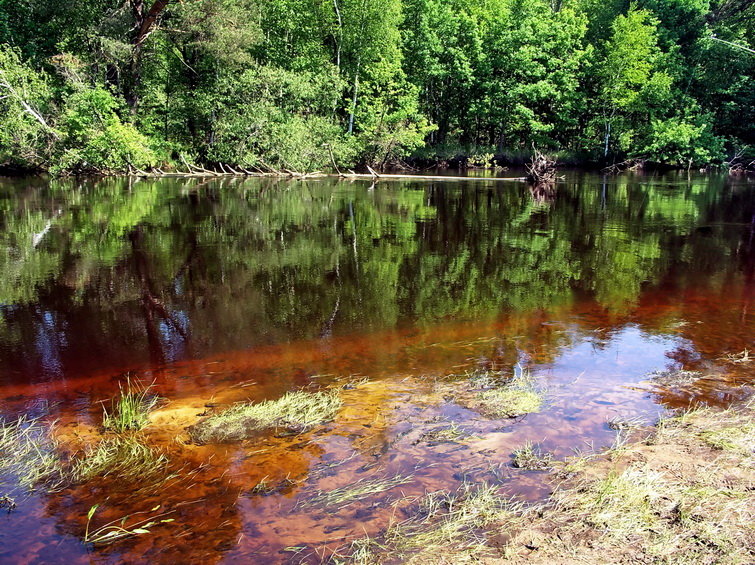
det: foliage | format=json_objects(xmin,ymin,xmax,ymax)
[
  {"xmin": 0, "ymin": 45, "xmax": 57, "ymax": 170},
  {"xmin": 1, "ymin": 0, "xmax": 752, "ymax": 171},
  {"xmin": 53, "ymin": 87, "xmax": 158, "ymax": 175}
]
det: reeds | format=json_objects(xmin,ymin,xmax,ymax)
[{"xmin": 102, "ymin": 378, "xmax": 159, "ymax": 433}]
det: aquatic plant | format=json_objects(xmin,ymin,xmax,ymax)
[
  {"xmin": 511, "ymin": 441, "xmax": 553, "ymax": 470},
  {"xmin": 474, "ymin": 366, "xmax": 544, "ymax": 419},
  {"xmin": 190, "ymin": 389, "xmax": 342, "ymax": 444},
  {"xmin": 607, "ymin": 415, "xmax": 645, "ymax": 431},
  {"xmin": 302, "ymin": 473, "xmax": 413, "ymax": 508},
  {"xmin": 414, "ymin": 422, "xmax": 469, "ymax": 445},
  {"xmin": 383, "ymin": 482, "xmax": 523, "ymax": 557},
  {"xmin": 0, "ymin": 415, "xmax": 64, "ymax": 492},
  {"xmin": 84, "ymin": 503, "xmax": 175, "ymax": 546},
  {"xmin": 102, "ymin": 378, "xmax": 159, "ymax": 433},
  {"xmin": 71, "ymin": 436, "xmax": 170, "ymax": 486}
]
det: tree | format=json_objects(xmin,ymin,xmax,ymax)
[{"xmin": 596, "ymin": 7, "xmax": 672, "ymax": 158}]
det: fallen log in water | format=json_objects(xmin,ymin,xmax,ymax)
[
  {"xmin": 339, "ymin": 172, "xmax": 526, "ymax": 182},
  {"xmin": 126, "ymin": 164, "xmax": 527, "ymax": 182}
]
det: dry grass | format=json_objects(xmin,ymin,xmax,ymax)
[
  {"xmin": 502, "ymin": 400, "xmax": 755, "ymax": 564},
  {"xmin": 190, "ymin": 389, "xmax": 342, "ymax": 444}
]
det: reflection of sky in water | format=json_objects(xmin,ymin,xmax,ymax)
[
  {"xmin": 35, "ymin": 310, "xmax": 64, "ymax": 380},
  {"xmin": 158, "ymin": 310, "xmax": 190, "ymax": 364}
]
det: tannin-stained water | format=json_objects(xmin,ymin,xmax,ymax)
[{"xmin": 0, "ymin": 172, "xmax": 753, "ymax": 563}]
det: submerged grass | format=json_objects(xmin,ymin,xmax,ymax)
[
  {"xmin": 71, "ymin": 436, "xmax": 171, "ymax": 486},
  {"xmin": 383, "ymin": 482, "xmax": 523, "ymax": 560},
  {"xmin": 84, "ymin": 503, "xmax": 175, "ymax": 546},
  {"xmin": 303, "ymin": 473, "xmax": 413, "ymax": 508},
  {"xmin": 190, "ymin": 389, "xmax": 342, "ymax": 444},
  {"xmin": 102, "ymin": 378, "xmax": 159, "ymax": 432},
  {"xmin": 0, "ymin": 416, "xmax": 64, "ymax": 492}
]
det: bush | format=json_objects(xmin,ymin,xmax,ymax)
[
  {"xmin": 52, "ymin": 87, "xmax": 157, "ymax": 175},
  {"xmin": 0, "ymin": 45, "xmax": 57, "ymax": 170}
]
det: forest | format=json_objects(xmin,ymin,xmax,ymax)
[{"xmin": 0, "ymin": 0, "xmax": 754, "ymax": 175}]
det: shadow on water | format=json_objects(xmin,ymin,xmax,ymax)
[{"xmin": 0, "ymin": 171, "xmax": 753, "ymax": 562}]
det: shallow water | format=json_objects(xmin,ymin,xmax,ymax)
[{"xmin": 0, "ymin": 171, "xmax": 753, "ymax": 563}]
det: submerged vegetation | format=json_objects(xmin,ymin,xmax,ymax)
[
  {"xmin": 189, "ymin": 389, "xmax": 343, "ymax": 444},
  {"xmin": 71, "ymin": 437, "xmax": 171, "ymax": 486},
  {"xmin": 303, "ymin": 474, "xmax": 413, "ymax": 509},
  {"xmin": 83, "ymin": 504, "xmax": 175, "ymax": 547},
  {"xmin": 0, "ymin": 416, "xmax": 64, "ymax": 492},
  {"xmin": 1, "ymin": 0, "xmax": 754, "ymax": 174}
]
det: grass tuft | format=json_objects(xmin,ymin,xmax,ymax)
[
  {"xmin": 511, "ymin": 441, "xmax": 553, "ymax": 470},
  {"xmin": 474, "ymin": 366, "xmax": 544, "ymax": 418},
  {"xmin": 0, "ymin": 416, "xmax": 64, "ymax": 492},
  {"xmin": 102, "ymin": 378, "xmax": 159, "ymax": 433},
  {"xmin": 384, "ymin": 482, "xmax": 522, "ymax": 557},
  {"xmin": 699, "ymin": 422, "xmax": 755, "ymax": 453},
  {"xmin": 190, "ymin": 389, "xmax": 342, "ymax": 444}
]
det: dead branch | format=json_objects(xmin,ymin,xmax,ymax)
[{"xmin": 525, "ymin": 148, "xmax": 557, "ymax": 186}]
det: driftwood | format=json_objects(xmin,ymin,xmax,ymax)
[
  {"xmin": 123, "ymin": 159, "xmax": 528, "ymax": 182},
  {"xmin": 602, "ymin": 158, "xmax": 646, "ymax": 174},
  {"xmin": 340, "ymin": 169, "xmax": 525, "ymax": 183},
  {"xmin": 525, "ymin": 148, "xmax": 558, "ymax": 185}
]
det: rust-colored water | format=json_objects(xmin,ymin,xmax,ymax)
[{"xmin": 0, "ymin": 172, "xmax": 753, "ymax": 563}]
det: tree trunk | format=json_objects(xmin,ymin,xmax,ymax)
[
  {"xmin": 126, "ymin": 0, "xmax": 170, "ymax": 109},
  {"xmin": 348, "ymin": 61, "xmax": 360, "ymax": 135}
]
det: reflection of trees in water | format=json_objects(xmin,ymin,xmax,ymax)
[{"xmin": 0, "ymin": 174, "xmax": 752, "ymax": 383}]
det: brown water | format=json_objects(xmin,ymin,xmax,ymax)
[{"xmin": 0, "ymin": 172, "xmax": 753, "ymax": 563}]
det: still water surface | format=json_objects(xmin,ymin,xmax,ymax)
[{"xmin": 0, "ymin": 172, "xmax": 753, "ymax": 563}]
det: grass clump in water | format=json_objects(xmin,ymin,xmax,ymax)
[
  {"xmin": 384, "ymin": 482, "xmax": 522, "ymax": 558},
  {"xmin": 102, "ymin": 378, "xmax": 159, "ymax": 433},
  {"xmin": 511, "ymin": 441, "xmax": 553, "ymax": 470},
  {"xmin": 474, "ymin": 366, "xmax": 544, "ymax": 418},
  {"xmin": 303, "ymin": 473, "xmax": 412, "ymax": 508},
  {"xmin": 0, "ymin": 416, "xmax": 64, "ymax": 492},
  {"xmin": 71, "ymin": 436, "xmax": 170, "ymax": 486},
  {"xmin": 190, "ymin": 389, "xmax": 342, "ymax": 444}
]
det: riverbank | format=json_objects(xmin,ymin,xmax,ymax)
[{"xmin": 339, "ymin": 393, "xmax": 755, "ymax": 564}]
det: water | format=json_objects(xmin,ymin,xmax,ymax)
[{"xmin": 0, "ymin": 171, "xmax": 753, "ymax": 563}]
